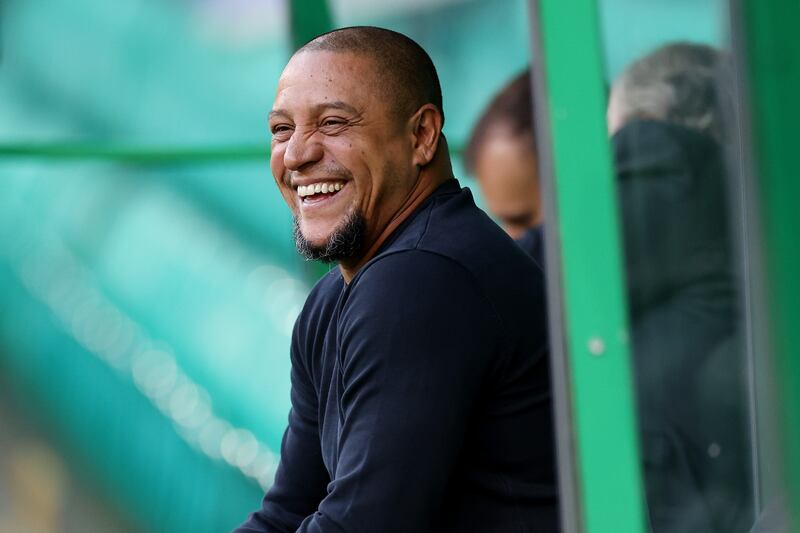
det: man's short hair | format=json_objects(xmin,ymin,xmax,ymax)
[
  {"xmin": 612, "ymin": 42, "xmax": 729, "ymax": 140},
  {"xmin": 464, "ymin": 69, "xmax": 534, "ymax": 175},
  {"xmin": 298, "ymin": 26, "xmax": 444, "ymax": 125}
]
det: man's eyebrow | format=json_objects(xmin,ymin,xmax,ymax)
[
  {"xmin": 268, "ymin": 101, "xmax": 361, "ymax": 121},
  {"xmin": 268, "ymin": 109, "xmax": 290, "ymax": 121},
  {"xmin": 312, "ymin": 101, "xmax": 360, "ymax": 115}
]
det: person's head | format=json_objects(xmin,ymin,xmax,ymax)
[
  {"xmin": 464, "ymin": 69, "xmax": 541, "ymax": 240},
  {"xmin": 608, "ymin": 42, "xmax": 727, "ymax": 139},
  {"xmin": 269, "ymin": 26, "xmax": 450, "ymax": 275}
]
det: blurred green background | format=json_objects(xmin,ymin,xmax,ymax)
[{"xmin": 0, "ymin": 0, "xmax": 724, "ymax": 531}]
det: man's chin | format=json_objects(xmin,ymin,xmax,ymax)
[
  {"xmin": 297, "ymin": 227, "xmax": 332, "ymax": 249},
  {"xmin": 292, "ymin": 212, "xmax": 366, "ymax": 264}
]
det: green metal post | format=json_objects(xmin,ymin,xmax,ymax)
[
  {"xmin": 529, "ymin": 0, "xmax": 646, "ymax": 531},
  {"xmin": 737, "ymin": 0, "xmax": 800, "ymax": 527}
]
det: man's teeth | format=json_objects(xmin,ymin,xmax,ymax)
[{"xmin": 297, "ymin": 181, "xmax": 344, "ymax": 198}]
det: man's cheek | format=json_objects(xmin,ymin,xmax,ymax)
[{"xmin": 269, "ymin": 149, "xmax": 286, "ymax": 184}]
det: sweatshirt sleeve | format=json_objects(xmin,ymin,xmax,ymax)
[
  {"xmin": 296, "ymin": 250, "xmax": 504, "ymax": 533},
  {"xmin": 233, "ymin": 320, "xmax": 331, "ymax": 532}
]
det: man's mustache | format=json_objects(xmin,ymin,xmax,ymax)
[{"xmin": 283, "ymin": 164, "xmax": 354, "ymax": 187}]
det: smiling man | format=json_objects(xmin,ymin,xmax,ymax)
[{"xmin": 234, "ymin": 27, "xmax": 558, "ymax": 533}]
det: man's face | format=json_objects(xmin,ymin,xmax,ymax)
[
  {"xmin": 474, "ymin": 130, "xmax": 541, "ymax": 240},
  {"xmin": 269, "ymin": 50, "xmax": 416, "ymax": 261}
]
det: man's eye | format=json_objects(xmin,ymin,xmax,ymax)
[
  {"xmin": 271, "ymin": 125, "xmax": 293, "ymax": 138},
  {"xmin": 321, "ymin": 118, "xmax": 346, "ymax": 127}
]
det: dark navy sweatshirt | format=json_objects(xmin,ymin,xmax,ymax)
[{"xmin": 235, "ymin": 179, "xmax": 558, "ymax": 533}]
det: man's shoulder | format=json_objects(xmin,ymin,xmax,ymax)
[
  {"xmin": 417, "ymin": 185, "xmax": 544, "ymax": 293},
  {"xmin": 353, "ymin": 248, "xmax": 478, "ymax": 295},
  {"xmin": 413, "ymin": 186, "xmax": 547, "ymax": 335},
  {"xmin": 381, "ymin": 181, "xmax": 538, "ymax": 278},
  {"xmin": 358, "ymin": 183, "xmax": 544, "ymax": 316},
  {"xmin": 343, "ymin": 249, "xmax": 498, "ymax": 341}
]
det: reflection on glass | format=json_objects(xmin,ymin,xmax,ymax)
[{"xmin": 608, "ymin": 41, "xmax": 756, "ymax": 532}]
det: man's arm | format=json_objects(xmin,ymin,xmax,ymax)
[
  {"xmin": 296, "ymin": 251, "xmax": 503, "ymax": 533},
  {"xmin": 234, "ymin": 328, "xmax": 330, "ymax": 532}
]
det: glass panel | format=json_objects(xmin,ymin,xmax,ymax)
[
  {"xmin": 734, "ymin": 0, "xmax": 800, "ymax": 529},
  {"xmin": 597, "ymin": 0, "xmax": 786, "ymax": 531},
  {"xmin": 529, "ymin": 0, "xmax": 647, "ymax": 530}
]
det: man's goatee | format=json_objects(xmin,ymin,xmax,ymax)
[{"xmin": 293, "ymin": 211, "xmax": 367, "ymax": 263}]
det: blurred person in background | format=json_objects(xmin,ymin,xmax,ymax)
[
  {"xmin": 608, "ymin": 42, "xmax": 727, "ymax": 140},
  {"xmin": 235, "ymin": 26, "xmax": 558, "ymax": 533},
  {"xmin": 464, "ymin": 69, "xmax": 544, "ymax": 266},
  {"xmin": 608, "ymin": 42, "xmax": 751, "ymax": 533}
]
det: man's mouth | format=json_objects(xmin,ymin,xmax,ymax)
[{"xmin": 296, "ymin": 180, "xmax": 346, "ymax": 202}]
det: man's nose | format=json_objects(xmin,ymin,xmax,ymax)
[{"xmin": 284, "ymin": 130, "xmax": 324, "ymax": 171}]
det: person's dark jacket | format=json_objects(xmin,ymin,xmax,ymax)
[
  {"xmin": 614, "ymin": 120, "xmax": 752, "ymax": 533},
  {"xmin": 235, "ymin": 179, "xmax": 558, "ymax": 533}
]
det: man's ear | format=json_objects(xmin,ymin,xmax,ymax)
[{"xmin": 410, "ymin": 104, "xmax": 443, "ymax": 167}]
